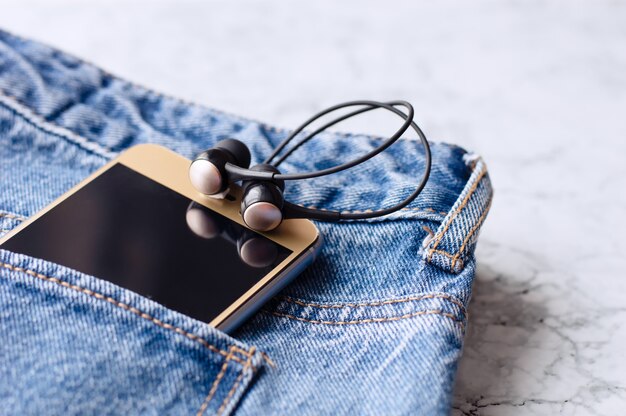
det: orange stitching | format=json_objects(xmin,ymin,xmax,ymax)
[
  {"xmin": 430, "ymin": 249, "xmax": 455, "ymax": 259},
  {"xmin": 427, "ymin": 166, "xmax": 487, "ymax": 261},
  {"xmin": 0, "ymin": 261, "xmax": 246, "ymax": 364},
  {"xmin": 451, "ymin": 198, "xmax": 493, "ymax": 270},
  {"xmin": 280, "ymin": 293, "xmax": 466, "ymax": 313},
  {"xmin": 429, "ymin": 250, "xmax": 465, "ymax": 269},
  {"xmin": 233, "ymin": 344, "xmax": 273, "ymax": 367},
  {"xmin": 197, "ymin": 347, "xmax": 235, "ymax": 416},
  {"xmin": 266, "ymin": 309, "xmax": 464, "ymax": 329},
  {"xmin": 260, "ymin": 351, "xmax": 276, "ymax": 368},
  {"xmin": 216, "ymin": 347, "xmax": 255, "ymax": 415},
  {"xmin": 216, "ymin": 368, "xmax": 245, "ymax": 415},
  {"xmin": 229, "ymin": 345, "xmax": 255, "ymax": 360},
  {"xmin": 422, "ymin": 225, "xmax": 434, "ymax": 237},
  {"xmin": 0, "ymin": 212, "xmax": 25, "ymax": 222}
]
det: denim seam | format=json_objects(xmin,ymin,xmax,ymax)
[
  {"xmin": 216, "ymin": 347, "xmax": 256, "ymax": 416},
  {"xmin": 304, "ymin": 205, "xmax": 448, "ymax": 217},
  {"xmin": 197, "ymin": 346, "xmax": 235, "ymax": 416},
  {"xmin": 450, "ymin": 197, "xmax": 493, "ymax": 270},
  {"xmin": 264, "ymin": 309, "xmax": 465, "ymax": 331},
  {"xmin": 0, "ymin": 260, "xmax": 252, "ymax": 365},
  {"xmin": 0, "ymin": 91, "xmax": 117, "ymax": 159},
  {"xmin": 426, "ymin": 164, "xmax": 488, "ymax": 264},
  {"xmin": 279, "ymin": 293, "xmax": 466, "ymax": 314}
]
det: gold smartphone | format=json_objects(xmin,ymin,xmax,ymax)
[{"xmin": 0, "ymin": 144, "xmax": 321, "ymax": 333}]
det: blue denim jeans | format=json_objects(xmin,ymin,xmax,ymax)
[{"xmin": 0, "ymin": 30, "xmax": 492, "ymax": 415}]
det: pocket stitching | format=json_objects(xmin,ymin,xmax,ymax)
[
  {"xmin": 264, "ymin": 309, "xmax": 465, "ymax": 331},
  {"xmin": 196, "ymin": 346, "xmax": 236, "ymax": 416},
  {"xmin": 450, "ymin": 197, "xmax": 493, "ymax": 269},
  {"xmin": 216, "ymin": 347, "xmax": 256, "ymax": 416},
  {"xmin": 278, "ymin": 293, "xmax": 466, "ymax": 314},
  {"xmin": 0, "ymin": 260, "xmax": 251, "ymax": 365},
  {"xmin": 426, "ymin": 164, "xmax": 488, "ymax": 265},
  {"xmin": 302, "ymin": 205, "xmax": 448, "ymax": 217}
]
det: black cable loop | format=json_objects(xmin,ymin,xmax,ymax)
[
  {"xmin": 262, "ymin": 100, "xmax": 414, "ymax": 180},
  {"xmin": 270, "ymin": 103, "xmax": 406, "ymax": 167},
  {"xmin": 225, "ymin": 100, "xmax": 431, "ymax": 221}
]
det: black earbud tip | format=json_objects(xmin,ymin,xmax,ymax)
[{"xmin": 215, "ymin": 138, "xmax": 251, "ymax": 169}]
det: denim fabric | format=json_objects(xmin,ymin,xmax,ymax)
[{"xmin": 0, "ymin": 29, "xmax": 492, "ymax": 415}]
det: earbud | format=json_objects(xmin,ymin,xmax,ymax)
[
  {"xmin": 189, "ymin": 138, "xmax": 251, "ymax": 195},
  {"xmin": 240, "ymin": 164, "xmax": 284, "ymax": 232}
]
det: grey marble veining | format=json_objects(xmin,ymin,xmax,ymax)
[{"xmin": 1, "ymin": 1, "xmax": 625, "ymax": 414}]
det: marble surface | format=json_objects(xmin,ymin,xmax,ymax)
[{"xmin": 1, "ymin": 1, "xmax": 625, "ymax": 414}]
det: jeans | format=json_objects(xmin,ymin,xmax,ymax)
[{"xmin": 0, "ymin": 29, "xmax": 493, "ymax": 415}]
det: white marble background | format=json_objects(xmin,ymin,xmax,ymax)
[{"xmin": 1, "ymin": 1, "xmax": 624, "ymax": 414}]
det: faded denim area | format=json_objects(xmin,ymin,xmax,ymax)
[{"xmin": 0, "ymin": 30, "xmax": 492, "ymax": 415}]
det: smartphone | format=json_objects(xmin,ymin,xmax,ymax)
[{"xmin": 0, "ymin": 144, "xmax": 321, "ymax": 333}]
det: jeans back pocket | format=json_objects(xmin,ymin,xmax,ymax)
[{"xmin": 0, "ymin": 249, "xmax": 266, "ymax": 415}]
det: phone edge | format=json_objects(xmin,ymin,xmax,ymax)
[{"xmin": 215, "ymin": 233, "xmax": 323, "ymax": 334}]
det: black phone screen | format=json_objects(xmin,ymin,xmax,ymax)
[{"xmin": 0, "ymin": 163, "xmax": 292, "ymax": 323}]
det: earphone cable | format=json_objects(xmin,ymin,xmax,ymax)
[{"xmin": 261, "ymin": 100, "xmax": 432, "ymax": 221}]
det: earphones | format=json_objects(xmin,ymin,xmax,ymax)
[{"xmin": 189, "ymin": 100, "xmax": 431, "ymax": 232}]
